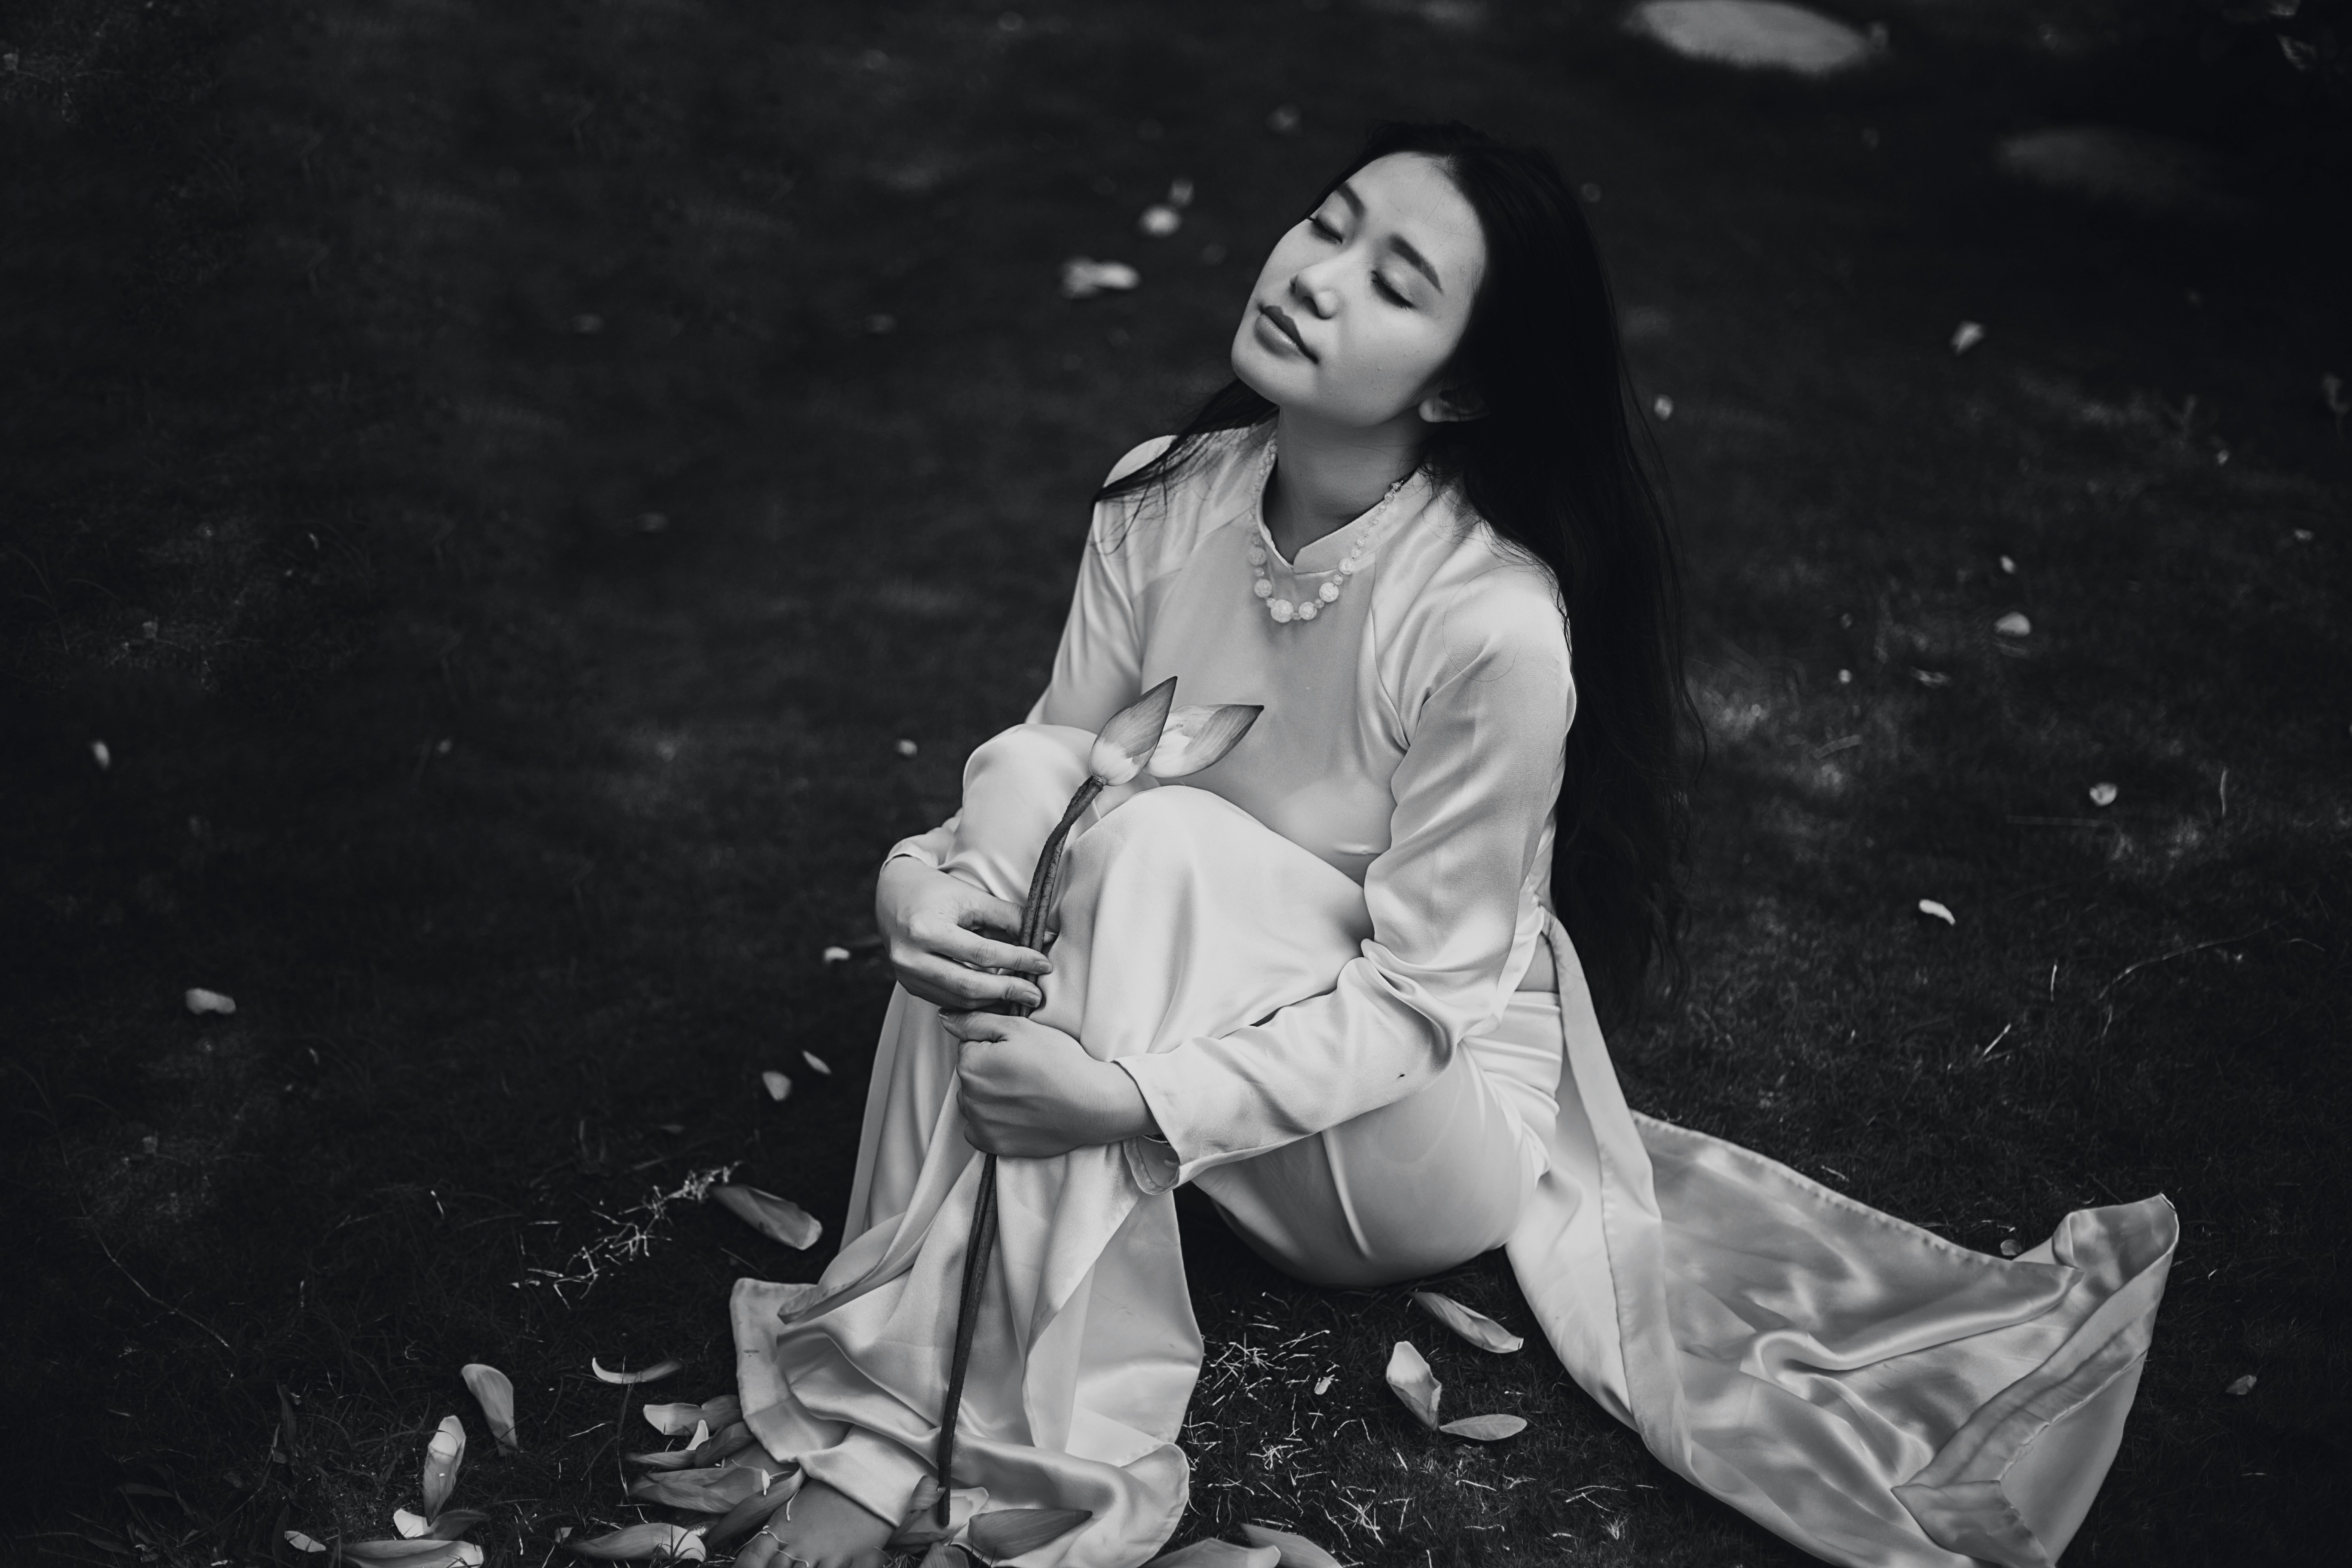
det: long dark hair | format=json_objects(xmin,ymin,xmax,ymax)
[{"xmin": 1098, "ymin": 121, "xmax": 1694, "ymax": 1031}]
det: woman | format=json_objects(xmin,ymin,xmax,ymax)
[{"xmin": 732, "ymin": 124, "xmax": 2176, "ymax": 1568}]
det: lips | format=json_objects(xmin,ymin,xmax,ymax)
[{"xmin": 1258, "ymin": 303, "xmax": 1316, "ymax": 361}]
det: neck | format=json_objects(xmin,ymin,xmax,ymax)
[{"xmin": 1265, "ymin": 407, "xmax": 1425, "ymax": 560}]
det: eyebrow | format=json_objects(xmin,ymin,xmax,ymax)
[{"xmin": 1331, "ymin": 181, "xmax": 1446, "ymax": 293}]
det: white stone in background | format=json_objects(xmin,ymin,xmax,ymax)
[
  {"xmin": 1997, "ymin": 127, "xmax": 2236, "ymax": 218},
  {"xmin": 1626, "ymin": 1, "xmax": 1876, "ymax": 77}
]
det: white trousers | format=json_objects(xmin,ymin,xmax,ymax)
[{"xmin": 734, "ymin": 725, "xmax": 2178, "ymax": 1568}]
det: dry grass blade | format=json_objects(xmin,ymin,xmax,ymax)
[
  {"xmin": 1409, "ymin": 1290, "xmax": 1524, "ymax": 1354},
  {"xmin": 592, "ymin": 1357, "xmax": 682, "ymax": 1385}
]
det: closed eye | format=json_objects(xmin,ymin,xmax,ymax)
[
  {"xmin": 1373, "ymin": 274, "xmax": 1412, "ymax": 306},
  {"xmin": 1308, "ymin": 214, "xmax": 1341, "ymax": 241}
]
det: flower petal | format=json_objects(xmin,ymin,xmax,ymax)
[
  {"xmin": 285, "ymin": 1532, "xmax": 328, "ymax": 1554},
  {"xmin": 341, "ymin": 1542, "xmax": 485, "ymax": 1566},
  {"xmin": 712, "ymin": 1184, "xmax": 823, "ymax": 1250},
  {"xmin": 886, "ymin": 1482, "xmax": 988, "ymax": 1549},
  {"xmin": 1917, "ymin": 898, "xmax": 1957, "ymax": 926},
  {"xmin": 709, "ymin": 1470, "xmax": 804, "ymax": 1545},
  {"xmin": 761, "ymin": 1071, "xmax": 793, "ymax": 1102},
  {"xmin": 1143, "ymin": 1544, "xmax": 1279, "ymax": 1568},
  {"xmin": 184, "ymin": 987, "xmax": 236, "ymax": 1015},
  {"xmin": 626, "ymin": 1465, "xmax": 769, "ymax": 1512},
  {"xmin": 801, "ymin": 1050, "xmax": 832, "ymax": 1076},
  {"xmin": 1087, "ymin": 677, "xmax": 1178, "ymax": 785},
  {"xmin": 642, "ymin": 1402, "xmax": 704, "ymax": 1436},
  {"xmin": 964, "ymin": 1507, "xmax": 1093, "ymax": 1559},
  {"xmin": 1409, "ymin": 1291, "xmax": 1524, "ymax": 1354},
  {"xmin": 593, "ymin": 1357, "xmax": 682, "ymax": 1385},
  {"xmin": 1384, "ymin": 1341, "xmax": 1442, "ymax": 1429},
  {"xmin": 394, "ymin": 1510, "xmax": 430, "ymax": 1540},
  {"xmin": 1437, "ymin": 1413, "xmax": 1528, "ymax": 1442},
  {"xmin": 422, "ymin": 1511, "xmax": 490, "ymax": 1543},
  {"xmin": 1238, "ymin": 1522, "xmax": 1343, "ymax": 1567},
  {"xmin": 698, "ymin": 1395, "xmax": 741, "ymax": 1428},
  {"xmin": 421, "ymin": 1413, "xmax": 465, "ymax": 1517},
  {"xmin": 459, "ymin": 1365, "xmax": 519, "ymax": 1452},
  {"xmin": 1147, "ymin": 704, "xmax": 1263, "ymax": 779},
  {"xmin": 568, "ymin": 1523, "xmax": 708, "ymax": 1561}
]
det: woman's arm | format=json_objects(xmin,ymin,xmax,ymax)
[{"xmin": 1116, "ymin": 569, "xmax": 1574, "ymax": 1186}]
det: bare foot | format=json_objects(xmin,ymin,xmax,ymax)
[{"xmin": 756, "ymin": 1479, "xmax": 894, "ymax": 1568}]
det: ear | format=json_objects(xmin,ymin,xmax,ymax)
[{"xmin": 1417, "ymin": 383, "xmax": 1488, "ymax": 424}]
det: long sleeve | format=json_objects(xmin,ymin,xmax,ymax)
[
  {"xmin": 1026, "ymin": 437, "xmax": 1173, "ymax": 733},
  {"xmin": 1117, "ymin": 572, "xmax": 1574, "ymax": 1185}
]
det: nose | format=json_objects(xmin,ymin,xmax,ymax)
[{"xmin": 1287, "ymin": 267, "xmax": 1340, "ymax": 319}]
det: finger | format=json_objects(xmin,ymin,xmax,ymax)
[
  {"xmin": 897, "ymin": 952, "xmax": 1043, "ymax": 1011},
  {"xmin": 952, "ymin": 889, "xmax": 1030, "ymax": 939},
  {"xmin": 939, "ymin": 1011, "xmax": 1011, "ymax": 1044},
  {"xmin": 926, "ymin": 919, "xmax": 1053, "ymax": 977}
]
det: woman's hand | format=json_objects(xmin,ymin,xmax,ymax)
[
  {"xmin": 939, "ymin": 1011, "xmax": 1158, "ymax": 1158},
  {"xmin": 876, "ymin": 857, "xmax": 1051, "ymax": 1011}
]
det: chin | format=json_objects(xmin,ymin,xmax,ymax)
[{"xmin": 1229, "ymin": 329, "xmax": 1310, "ymax": 412}]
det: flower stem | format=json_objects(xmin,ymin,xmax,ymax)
[{"xmin": 936, "ymin": 772, "xmax": 1101, "ymax": 1514}]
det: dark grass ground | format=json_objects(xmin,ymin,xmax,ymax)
[{"xmin": 4, "ymin": 1, "xmax": 2347, "ymax": 1564}]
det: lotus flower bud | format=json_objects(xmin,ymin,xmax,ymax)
[
  {"xmin": 1147, "ymin": 704, "xmax": 1262, "ymax": 779},
  {"xmin": 1085, "ymin": 677, "xmax": 1178, "ymax": 787}
]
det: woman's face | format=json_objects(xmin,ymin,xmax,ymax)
[{"xmin": 1230, "ymin": 152, "xmax": 1488, "ymax": 429}]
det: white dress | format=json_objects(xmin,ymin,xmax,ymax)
[{"xmin": 732, "ymin": 426, "xmax": 2176, "ymax": 1568}]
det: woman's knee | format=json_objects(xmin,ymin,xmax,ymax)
[{"xmin": 964, "ymin": 723, "xmax": 1093, "ymax": 796}]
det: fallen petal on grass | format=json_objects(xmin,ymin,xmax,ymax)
[
  {"xmin": 1312, "ymin": 1373, "xmax": 1332, "ymax": 1395},
  {"xmin": 395, "ymin": 1509, "xmax": 430, "ymax": 1539},
  {"xmin": 286, "ymin": 1531, "xmax": 328, "ymax": 1553},
  {"xmin": 626, "ymin": 1465, "xmax": 769, "ymax": 1512},
  {"xmin": 965, "ymin": 1507, "xmax": 1093, "ymax": 1559},
  {"xmin": 762, "ymin": 1071, "xmax": 793, "ymax": 1102},
  {"xmin": 1951, "ymin": 320, "xmax": 1986, "ymax": 355},
  {"xmin": 713, "ymin": 1184, "xmax": 823, "ymax": 1249},
  {"xmin": 422, "ymin": 1511, "xmax": 490, "ymax": 1542},
  {"xmin": 709, "ymin": 1470, "xmax": 804, "ymax": 1545},
  {"xmin": 184, "ymin": 987, "xmax": 236, "ymax": 1015},
  {"xmin": 2089, "ymin": 782, "xmax": 2119, "ymax": 807},
  {"xmin": 1917, "ymin": 899, "xmax": 1957, "ymax": 926},
  {"xmin": 801, "ymin": 1050, "xmax": 831, "ymax": 1076},
  {"xmin": 700, "ymin": 1394, "xmax": 741, "ymax": 1427},
  {"xmin": 1239, "ymin": 1522, "xmax": 1344, "ymax": 1567},
  {"xmin": 592, "ymin": 1357, "xmax": 681, "ymax": 1385},
  {"xmin": 1138, "ymin": 203, "xmax": 1181, "ymax": 237},
  {"xmin": 569, "ymin": 1523, "xmax": 707, "ymax": 1561},
  {"xmin": 90, "ymin": 739, "xmax": 111, "ymax": 769},
  {"xmin": 1994, "ymin": 611, "xmax": 2032, "ymax": 637},
  {"xmin": 887, "ymin": 1482, "xmax": 986, "ymax": 1549},
  {"xmin": 459, "ymin": 1364, "xmax": 519, "ymax": 1451},
  {"xmin": 1384, "ymin": 1341, "xmax": 1442, "ymax": 1429},
  {"xmin": 1059, "ymin": 257, "xmax": 1141, "ymax": 300},
  {"xmin": 822, "ymin": 946, "xmax": 851, "ymax": 964},
  {"xmin": 1145, "ymin": 1542, "xmax": 1280, "ymax": 1568},
  {"xmin": 643, "ymin": 1402, "xmax": 704, "ymax": 1436},
  {"xmin": 421, "ymin": 1413, "xmax": 464, "ymax": 1516},
  {"xmin": 2225, "ymin": 1373, "xmax": 2257, "ymax": 1396},
  {"xmin": 1438, "ymin": 1413, "xmax": 1528, "ymax": 1441},
  {"xmin": 1410, "ymin": 1290, "xmax": 1525, "ymax": 1353},
  {"xmin": 342, "ymin": 1542, "xmax": 485, "ymax": 1566}
]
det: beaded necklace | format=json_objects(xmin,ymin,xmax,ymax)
[{"xmin": 1246, "ymin": 438, "xmax": 1418, "ymax": 625}]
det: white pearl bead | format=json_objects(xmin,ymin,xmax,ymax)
[
  {"xmin": 1338, "ymin": 557, "xmax": 1357, "ymax": 575},
  {"xmin": 1318, "ymin": 582, "xmax": 1339, "ymax": 603},
  {"xmin": 1270, "ymin": 600, "xmax": 1294, "ymax": 622},
  {"xmin": 1253, "ymin": 579, "xmax": 1273, "ymax": 598},
  {"xmin": 1297, "ymin": 601, "xmax": 1318, "ymax": 620},
  {"xmin": 1247, "ymin": 547, "xmax": 1265, "ymax": 566}
]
